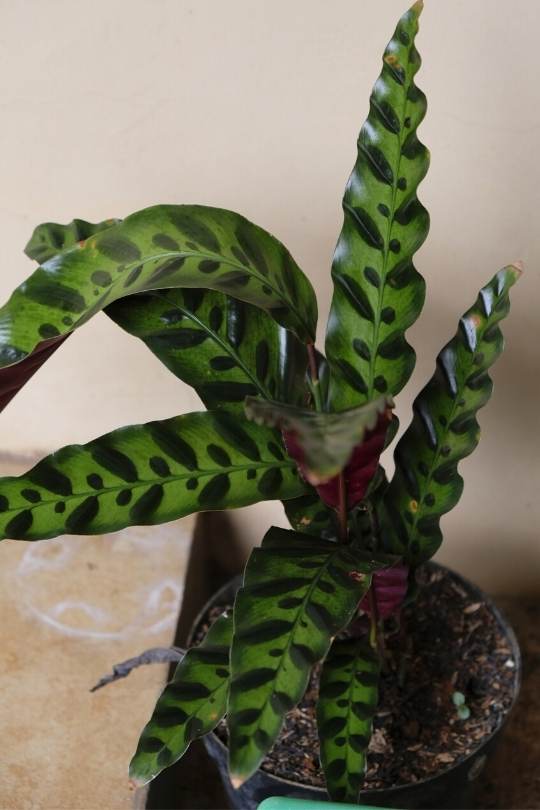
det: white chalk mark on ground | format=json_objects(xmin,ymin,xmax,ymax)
[{"xmin": 14, "ymin": 525, "xmax": 189, "ymax": 640}]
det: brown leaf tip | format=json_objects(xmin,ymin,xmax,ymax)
[{"xmin": 510, "ymin": 260, "xmax": 524, "ymax": 277}]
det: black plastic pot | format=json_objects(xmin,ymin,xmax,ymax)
[{"xmin": 188, "ymin": 563, "xmax": 521, "ymax": 810}]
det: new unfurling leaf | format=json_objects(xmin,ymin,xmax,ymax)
[{"xmin": 245, "ymin": 396, "xmax": 392, "ymax": 485}]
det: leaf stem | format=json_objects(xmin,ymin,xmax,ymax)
[
  {"xmin": 338, "ymin": 472, "xmax": 348, "ymax": 544},
  {"xmin": 307, "ymin": 343, "xmax": 323, "ymax": 412},
  {"xmin": 368, "ymin": 584, "xmax": 386, "ymax": 664}
]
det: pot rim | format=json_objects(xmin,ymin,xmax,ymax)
[{"xmin": 190, "ymin": 561, "xmax": 522, "ymax": 797}]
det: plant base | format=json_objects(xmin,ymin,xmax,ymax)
[{"xmin": 191, "ymin": 564, "xmax": 520, "ymax": 809}]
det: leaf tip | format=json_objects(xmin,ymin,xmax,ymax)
[
  {"xmin": 412, "ymin": 0, "xmax": 424, "ymax": 16},
  {"xmin": 510, "ymin": 259, "xmax": 524, "ymax": 278},
  {"xmin": 230, "ymin": 773, "xmax": 246, "ymax": 789},
  {"xmin": 129, "ymin": 759, "xmax": 152, "ymax": 789}
]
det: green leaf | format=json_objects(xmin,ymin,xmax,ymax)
[
  {"xmin": 381, "ymin": 264, "xmax": 521, "ymax": 564},
  {"xmin": 317, "ymin": 638, "xmax": 380, "ymax": 802},
  {"xmin": 245, "ymin": 395, "xmax": 391, "ymax": 483},
  {"xmin": 130, "ymin": 612, "xmax": 233, "ymax": 786},
  {"xmin": 227, "ymin": 526, "xmax": 389, "ymax": 786},
  {"xmin": 0, "ymin": 411, "xmax": 305, "ymax": 542},
  {"xmin": 284, "ymin": 487, "xmax": 336, "ymax": 538},
  {"xmin": 105, "ymin": 289, "xmax": 308, "ymax": 411},
  {"xmin": 0, "ymin": 218, "xmax": 124, "ymax": 413},
  {"xmin": 325, "ymin": 1, "xmax": 429, "ymax": 410},
  {"xmin": 0, "ymin": 205, "xmax": 317, "ymax": 375},
  {"xmin": 24, "ymin": 217, "xmax": 121, "ymax": 264}
]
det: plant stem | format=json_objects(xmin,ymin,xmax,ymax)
[
  {"xmin": 369, "ymin": 584, "xmax": 386, "ymax": 664},
  {"xmin": 338, "ymin": 472, "xmax": 348, "ymax": 544},
  {"xmin": 364, "ymin": 493, "xmax": 386, "ymax": 664},
  {"xmin": 306, "ymin": 343, "xmax": 323, "ymax": 412},
  {"xmin": 306, "ymin": 342, "xmax": 348, "ymax": 543}
]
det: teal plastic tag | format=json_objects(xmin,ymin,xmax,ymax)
[{"xmin": 258, "ymin": 799, "xmax": 398, "ymax": 810}]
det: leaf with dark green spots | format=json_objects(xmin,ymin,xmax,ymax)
[
  {"xmin": 24, "ymin": 217, "xmax": 121, "ymax": 264},
  {"xmin": 381, "ymin": 265, "xmax": 521, "ymax": 564},
  {"xmin": 0, "ymin": 412, "xmax": 306, "ymax": 542},
  {"xmin": 227, "ymin": 526, "xmax": 390, "ymax": 785},
  {"xmin": 326, "ymin": 1, "xmax": 429, "ymax": 411},
  {"xmin": 105, "ymin": 289, "xmax": 308, "ymax": 411},
  {"xmin": 317, "ymin": 638, "xmax": 380, "ymax": 802},
  {"xmin": 130, "ymin": 612, "xmax": 232, "ymax": 786},
  {"xmin": 284, "ymin": 487, "xmax": 336, "ymax": 538},
  {"xmin": 245, "ymin": 395, "xmax": 391, "ymax": 483},
  {"xmin": 0, "ymin": 205, "xmax": 317, "ymax": 412}
]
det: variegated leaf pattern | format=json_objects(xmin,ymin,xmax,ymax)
[
  {"xmin": 130, "ymin": 612, "xmax": 232, "ymax": 786},
  {"xmin": 24, "ymin": 217, "xmax": 121, "ymax": 264},
  {"xmin": 382, "ymin": 265, "xmax": 521, "ymax": 564},
  {"xmin": 227, "ymin": 526, "xmax": 389, "ymax": 785},
  {"xmin": 106, "ymin": 289, "xmax": 308, "ymax": 411},
  {"xmin": 325, "ymin": 0, "xmax": 429, "ymax": 411},
  {"xmin": 0, "ymin": 205, "xmax": 317, "ymax": 378},
  {"xmin": 0, "ymin": 218, "xmax": 123, "ymax": 413},
  {"xmin": 285, "ymin": 467, "xmax": 388, "ymax": 542},
  {"xmin": 0, "ymin": 411, "xmax": 305, "ymax": 542},
  {"xmin": 317, "ymin": 638, "xmax": 380, "ymax": 802},
  {"xmin": 284, "ymin": 487, "xmax": 336, "ymax": 538}
]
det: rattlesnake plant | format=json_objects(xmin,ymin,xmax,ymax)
[{"xmin": 0, "ymin": 2, "xmax": 520, "ymax": 802}]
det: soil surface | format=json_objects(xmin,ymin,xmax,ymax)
[{"xmin": 197, "ymin": 565, "xmax": 517, "ymax": 790}]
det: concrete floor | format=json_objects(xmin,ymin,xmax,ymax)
[{"xmin": 0, "ymin": 456, "xmax": 193, "ymax": 810}]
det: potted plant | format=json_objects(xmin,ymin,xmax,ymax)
[{"xmin": 0, "ymin": 2, "xmax": 521, "ymax": 808}]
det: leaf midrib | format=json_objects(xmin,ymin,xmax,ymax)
[
  {"xmin": 168, "ymin": 679, "xmax": 228, "ymax": 753},
  {"xmin": 83, "ymin": 247, "xmax": 311, "ymax": 345},
  {"xmin": 367, "ymin": 60, "xmax": 416, "ymax": 398},
  {"xmin": 144, "ymin": 292, "xmax": 271, "ymax": 400},
  {"xmin": 253, "ymin": 548, "xmax": 355, "ymax": 741},
  {"xmin": 343, "ymin": 647, "xmax": 364, "ymax": 788},
  {"xmin": 408, "ymin": 349, "xmax": 478, "ymax": 539},
  {"xmin": 4, "ymin": 459, "xmax": 296, "ymax": 516}
]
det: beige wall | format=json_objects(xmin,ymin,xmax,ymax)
[{"xmin": 0, "ymin": 0, "xmax": 538, "ymax": 594}]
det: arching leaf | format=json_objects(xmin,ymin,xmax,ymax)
[
  {"xmin": 0, "ymin": 205, "xmax": 317, "ymax": 389},
  {"xmin": 227, "ymin": 526, "xmax": 389, "ymax": 786},
  {"xmin": 130, "ymin": 612, "xmax": 232, "ymax": 786},
  {"xmin": 381, "ymin": 265, "xmax": 521, "ymax": 564},
  {"xmin": 0, "ymin": 217, "xmax": 123, "ymax": 412},
  {"xmin": 325, "ymin": 1, "xmax": 429, "ymax": 410},
  {"xmin": 317, "ymin": 638, "xmax": 380, "ymax": 802},
  {"xmin": 0, "ymin": 411, "xmax": 305, "ymax": 542},
  {"xmin": 105, "ymin": 289, "xmax": 308, "ymax": 411}
]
